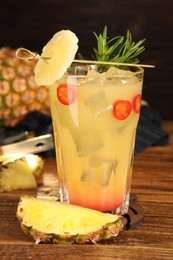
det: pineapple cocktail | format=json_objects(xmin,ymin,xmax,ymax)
[
  {"xmin": 49, "ymin": 64, "xmax": 143, "ymax": 214},
  {"xmin": 31, "ymin": 28, "xmax": 147, "ymax": 215}
]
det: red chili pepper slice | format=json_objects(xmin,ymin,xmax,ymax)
[
  {"xmin": 133, "ymin": 94, "xmax": 141, "ymax": 113},
  {"xmin": 112, "ymin": 100, "xmax": 132, "ymax": 120},
  {"xmin": 57, "ymin": 84, "xmax": 76, "ymax": 105}
]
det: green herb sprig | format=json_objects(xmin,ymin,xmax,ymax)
[{"xmin": 92, "ymin": 26, "xmax": 146, "ymax": 65}]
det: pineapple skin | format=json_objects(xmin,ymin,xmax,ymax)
[
  {"xmin": 16, "ymin": 196, "xmax": 123, "ymax": 244},
  {"xmin": 0, "ymin": 47, "xmax": 50, "ymax": 127},
  {"xmin": 20, "ymin": 220, "xmax": 123, "ymax": 244}
]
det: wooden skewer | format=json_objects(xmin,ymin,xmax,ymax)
[
  {"xmin": 16, "ymin": 48, "xmax": 155, "ymax": 68},
  {"xmin": 74, "ymin": 59, "xmax": 155, "ymax": 68}
]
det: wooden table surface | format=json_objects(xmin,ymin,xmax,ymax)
[{"xmin": 0, "ymin": 121, "xmax": 173, "ymax": 260}]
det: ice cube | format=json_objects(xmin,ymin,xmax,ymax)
[
  {"xmin": 70, "ymin": 128, "xmax": 104, "ymax": 156},
  {"xmin": 104, "ymin": 66, "xmax": 138, "ymax": 85},
  {"xmin": 55, "ymin": 101, "xmax": 78, "ymax": 127},
  {"xmin": 105, "ymin": 66, "xmax": 133, "ymax": 76},
  {"xmin": 78, "ymin": 68, "xmax": 100, "ymax": 85},
  {"xmin": 85, "ymin": 91, "xmax": 112, "ymax": 117},
  {"xmin": 81, "ymin": 156, "xmax": 118, "ymax": 185}
]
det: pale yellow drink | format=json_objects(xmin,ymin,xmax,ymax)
[{"xmin": 49, "ymin": 65, "xmax": 143, "ymax": 214}]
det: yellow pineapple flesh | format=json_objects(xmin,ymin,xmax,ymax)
[
  {"xmin": 0, "ymin": 47, "xmax": 50, "ymax": 127},
  {"xmin": 34, "ymin": 30, "xmax": 78, "ymax": 85},
  {"xmin": 16, "ymin": 196, "xmax": 123, "ymax": 244},
  {"xmin": 0, "ymin": 154, "xmax": 44, "ymax": 192}
]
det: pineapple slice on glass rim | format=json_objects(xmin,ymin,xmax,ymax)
[
  {"xmin": 16, "ymin": 30, "xmax": 78, "ymax": 86},
  {"xmin": 34, "ymin": 30, "xmax": 79, "ymax": 86}
]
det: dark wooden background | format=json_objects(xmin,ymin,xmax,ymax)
[{"xmin": 1, "ymin": 0, "xmax": 173, "ymax": 119}]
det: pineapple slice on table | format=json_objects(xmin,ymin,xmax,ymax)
[
  {"xmin": 0, "ymin": 154, "xmax": 44, "ymax": 192},
  {"xmin": 16, "ymin": 196, "xmax": 123, "ymax": 244}
]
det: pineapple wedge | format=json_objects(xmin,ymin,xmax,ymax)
[
  {"xmin": 34, "ymin": 30, "xmax": 78, "ymax": 85},
  {"xmin": 0, "ymin": 154, "xmax": 44, "ymax": 192},
  {"xmin": 16, "ymin": 196, "xmax": 123, "ymax": 244}
]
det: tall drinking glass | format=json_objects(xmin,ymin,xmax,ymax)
[{"xmin": 49, "ymin": 64, "xmax": 144, "ymax": 215}]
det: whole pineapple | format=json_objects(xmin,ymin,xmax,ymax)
[
  {"xmin": 16, "ymin": 196, "xmax": 123, "ymax": 244},
  {"xmin": 0, "ymin": 47, "xmax": 50, "ymax": 127}
]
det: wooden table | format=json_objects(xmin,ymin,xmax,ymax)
[{"xmin": 0, "ymin": 121, "xmax": 173, "ymax": 260}]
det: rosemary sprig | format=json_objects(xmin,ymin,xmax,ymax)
[{"xmin": 92, "ymin": 26, "xmax": 146, "ymax": 65}]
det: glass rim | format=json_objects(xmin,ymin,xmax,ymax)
[{"xmin": 65, "ymin": 63, "xmax": 144, "ymax": 77}]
